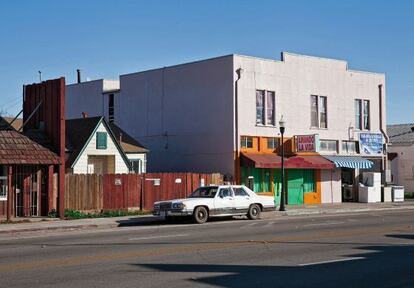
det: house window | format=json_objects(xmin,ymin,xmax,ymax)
[
  {"xmin": 130, "ymin": 159, "xmax": 142, "ymax": 174},
  {"xmin": 108, "ymin": 94, "xmax": 114, "ymax": 123},
  {"xmin": 363, "ymin": 100, "xmax": 370, "ymax": 130},
  {"xmin": 0, "ymin": 166, "xmax": 7, "ymax": 200},
  {"xmin": 241, "ymin": 136, "xmax": 253, "ymax": 148},
  {"xmin": 266, "ymin": 91, "xmax": 275, "ymax": 125},
  {"xmin": 320, "ymin": 139, "xmax": 338, "ymax": 153},
  {"xmin": 256, "ymin": 90, "xmax": 265, "ymax": 125},
  {"xmin": 342, "ymin": 141, "xmax": 358, "ymax": 154},
  {"xmin": 96, "ymin": 132, "xmax": 108, "ymax": 149},
  {"xmin": 267, "ymin": 137, "xmax": 278, "ymax": 149},
  {"xmin": 311, "ymin": 95, "xmax": 327, "ymax": 128}
]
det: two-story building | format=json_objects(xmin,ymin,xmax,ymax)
[{"xmin": 66, "ymin": 52, "xmax": 388, "ymax": 205}]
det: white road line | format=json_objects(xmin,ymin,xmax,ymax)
[
  {"xmin": 303, "ymin": 221, "xmax": 345, "ymax": 227},
  {"xmin": 298, "ymin": 257, "xmax": 365, "ymax": 266},
  {"xmin": 128, "ymin": 234, "xmax": 189, "ymax": 241}
]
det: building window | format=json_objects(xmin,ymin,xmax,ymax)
[
  {"xmin": 320, "ymin": 139, "xmax": 338, "ymax": 153},
  {"xmin": 267, "ymin": 137, "xmax": 278, "ymax": 149},
  {"xmin": 256, "ymin": 90, "xmax": 265, "ymax": 125},
  {"xmin": 311, "ymin": 95, "xmax": 318, "ymax": 127},
  {"xmin": 342, "ymin": 141, "xmax": 358, "ymax": 154},
  {"xmin": 241, "ymin": 136, "xmax": 253, "ymax": 148},
  {"xmin": 355, "ymin": 99, "xmax": 362, "ymax": 130},
  {"xmin": 96, "ymin": 132, "xmax": 108, "ymax": 149},
  {"xmin": 355, "ymin": 99, "xmax": 370, "ymax": 130},
  {"xmin": 0, "ymin": 166, "xmax": 8, "ymax": 200},
  {"xmin": 363, "ymin": 100, "xmax": 370, "ymax": 130},
  {"xmin": 266, "ymin": 91, "xmax": 275, "ymax": 125},
  {"xmin": 256, "ymin": 90, "xmax": 276, "ymax": 126},
  {"xmin": 108, "ymin": 94, "xmax": 114, "ymax": 123},
  {"xmin": 311, "ymin": 95, "xmax": 327, "ymax": 128},
  {"xmin": 130, "ymin": 159, "xmax": 142, "ymax": 174}
]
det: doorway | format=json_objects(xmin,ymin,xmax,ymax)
[{"xmin": 341, "ymin": 168, "xmax": 355, "ymax": 202}]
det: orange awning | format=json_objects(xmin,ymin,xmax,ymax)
[{"xmin": 241, "ymin": 153, "xmax": 334, "ymax": 169}]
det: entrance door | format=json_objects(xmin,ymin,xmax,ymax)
[{"xmin": 287, "ymin": 170, "xmax": 304, "ymax": 205}]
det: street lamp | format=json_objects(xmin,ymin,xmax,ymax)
[{"xmin": 279, "ymin": 116, "xmax": 286, "ymax": 211}]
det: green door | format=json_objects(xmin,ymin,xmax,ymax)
[{"xmin": 287, "ymin": 170, "xmax": 304, "ymax": 205}]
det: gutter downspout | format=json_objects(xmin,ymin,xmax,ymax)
[
  {"xmin": 234, "ymin": 68, "xmax": 243, "ymax": 183},
  {"xmin": 379, "ymin": 84, "xmax": 389, "ymax": 182}
]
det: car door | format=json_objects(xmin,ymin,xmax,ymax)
[
  {"xmin": 213, "ymin": 187, "xmax": 235, "ymax": 215},
  {"xmin": 232, "ymin": 187, "xmax": 252, "ymax": 213}
]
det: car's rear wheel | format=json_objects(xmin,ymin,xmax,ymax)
[
  {"xmin": 193, "ymin": 206, "xmax": 208, "ymax": 224},
  {"xmin": 247, "ymin": 204, "xmax": 261, "ymax": 220}
]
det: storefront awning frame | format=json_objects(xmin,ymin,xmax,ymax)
[{"xmin": 322, "ymin": 155, "xmax": 374, "ymax": 169}]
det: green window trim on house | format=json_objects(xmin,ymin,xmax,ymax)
[{"xmin": 96, "ymin": 132, "xmax": 108, "ymax": 149}]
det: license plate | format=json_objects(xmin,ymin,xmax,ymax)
[{"xmin": 160, "ymin": 211, "xmax": 166, "ymax": 217}]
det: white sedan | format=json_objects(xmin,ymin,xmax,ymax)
[{"xmin": 153, "ymin": 185, "xmax": 275, "ymax": 224}]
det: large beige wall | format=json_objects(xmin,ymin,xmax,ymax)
[
  {"xmin": 388, "ymin": 144, "xmax": 414, "ymax": 192},
  {"xmin": 234, "ymin": 53, "xmax": 386, "ymax": 155}
]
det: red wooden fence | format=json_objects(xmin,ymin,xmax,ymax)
[{"xmin": 64, "ymin": 172, "xmax": 222, "ymax": 212}]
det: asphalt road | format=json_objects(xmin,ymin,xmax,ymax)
[{"xmin": 0, "ymin": 210, "xmax": 413, "ymax": 288}]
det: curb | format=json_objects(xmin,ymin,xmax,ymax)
[
  {"xmin": 272, "ymin": 205, "xmax": 414, "ymax": 217},
  {"xmin": 0, "ymin": 224, "xmax": 99, "ymax": 235}
]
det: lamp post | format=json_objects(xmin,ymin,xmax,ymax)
[{"xmin": 279, "ymin": 116, "xmax": 286, "ymax": 211}]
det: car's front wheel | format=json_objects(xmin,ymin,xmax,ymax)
[
  {"xmin": 247, "ymin": 204, "xmax": 261, "ymax": 220},
  {"xmin": 193, "ymin": 206, "xmax": 208, "ymax": 224}
]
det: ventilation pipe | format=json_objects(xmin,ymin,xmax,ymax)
[
  {"xmin": 77, "ymin": 69, "xmax": 81, "ymax": 84},
  {"xmin": 82, "ymin": 112, "xmax": 88, "ymax": 118}
]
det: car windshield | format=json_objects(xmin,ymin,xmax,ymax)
[{"xmin": 188, "ymin": 187, "xmax": 218, "ymax": 198}]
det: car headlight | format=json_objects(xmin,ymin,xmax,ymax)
[
  {"xmin": 153, "ymin": 204, "xmax": 160, "ymax": 210},
  {"xmin": 172, "ymin": 203, "xmax": 185, "ymax": 210}
]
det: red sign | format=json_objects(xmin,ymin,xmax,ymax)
[{"xmin": 296, "ymin": 135, "xmax": 318, "ymax": 152}]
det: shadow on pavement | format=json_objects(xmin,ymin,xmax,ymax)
[
  {"xmin": 136, "ymin": 234, "xmax": 414, "ymax": 288},
  {"xmin": 116, "ymin": 216, "xmax": 246, "ymax": 227}
]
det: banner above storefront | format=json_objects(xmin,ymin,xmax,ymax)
[
  {"xmin": 359, "ymin": 133, "xmax": 383, "ymax": 155},
  {"xmin": 296, "ymin": 134, "xmax": 320, "ymax": 153}
]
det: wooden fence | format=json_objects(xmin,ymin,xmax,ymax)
[{"xmin": 64, "ymin": 173, "xmax": 222, "ymax": 212}]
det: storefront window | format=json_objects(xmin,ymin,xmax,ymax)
[
  {"xmin": 320, "ymin": 139, "xmax": 338, "ymax": 153},
  {"xmin": 342, "ymin": 141, "xmax": 358, "ymax": 154},
  {"xmin": 0, "ymin": 166, "xmax": 7, "ymax": 200},
  {"xmin": 267, "ymin": 138, "xmax": 278, "ymax": 149},
  {"xmin": 240, "ymin": 136, "xmax": 253, "ymax": 148}
]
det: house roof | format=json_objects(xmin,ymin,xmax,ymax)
[
  {"xmin": 387, "ymin": 124, "xmax": 414, "ymax": 144},
  {"xmin": 65, "ymin": 117, "xmax": 132, "ymax": 169},
  {"xmin": 108, "ymin": 123, "xmax": 148, "ymax": 153},
  {"xmin": 0, "ymin": 116, "xmax": 22, "ymax": 131},
  {"xmin": 0, "ymin": 130, "xmax": 60, "ymax": 165}
]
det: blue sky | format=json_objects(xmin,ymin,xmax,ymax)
[{"xmin": 0, "ymin": 0, "xmax": 412, "ymax": 124}]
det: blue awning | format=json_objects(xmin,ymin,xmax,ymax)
[{"xmin": 323, "ymin": 156, "xmax": 374, "ymax": 169}]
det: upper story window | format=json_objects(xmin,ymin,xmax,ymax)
[
  {"xmin": 108, "ymin": 94, "xmax": 115, "ymax": 123},
  {"xmin": 355, "ymin": 99, "xmax": 370, "ymax": 130},
  {"xmin": 311, "ymin": 95, "xmax": 327, "ymax": 128},
  {"xmin": 256, "ymin": 90, "xmax": 276, "ymax": 126},
  {"xmin": 266, "ymin": 91, "xmax": 275, "ymax": 125},
  {"xmin": 241, "ymin": 136, "xmax": 253, "ymax": 149},
  {"xmin": 320, "ymin": 139, "xmax": 338, "ymax": 153},
  {"xmin": 363, "ymin": 100, "xmax": 370, "ymax": 130},
  {"xmin": 342, "ymin": 141, "xmax": 358, "ymax": 154},
  {"xmin": 96, "ymin": 132, "xmax": 108, "ymax": 149},
  {"xmin": 267, "ymin": 137, "xmax": 278, "ymax": 149}
]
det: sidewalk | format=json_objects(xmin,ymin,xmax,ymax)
[
  {"xmin": 1, "ymin": 200, "xmax": 413, "ymax": 234},
  {"xmin": 268, "ymin": 199, "xmax": 414, "ymax": 217}
]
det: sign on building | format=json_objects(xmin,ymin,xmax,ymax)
[
  {"xmin": 359, "ymin": 133, "xmax": 383, "ymax": 155},
  {"xmin": 296, "ymin": 134, "xmax": 320, "ymax": 152}
]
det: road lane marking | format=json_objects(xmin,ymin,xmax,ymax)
[
  {"xmin": 128, "ymin": 234, "xmax": 189, "ymax": 241},
  {"xmin": 303, "ymin": 221, "xmax": 345, "ymax": 227},
  {"xmin": 298, "ymin": 257, "xmax": 365, "ymax": 266}
]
